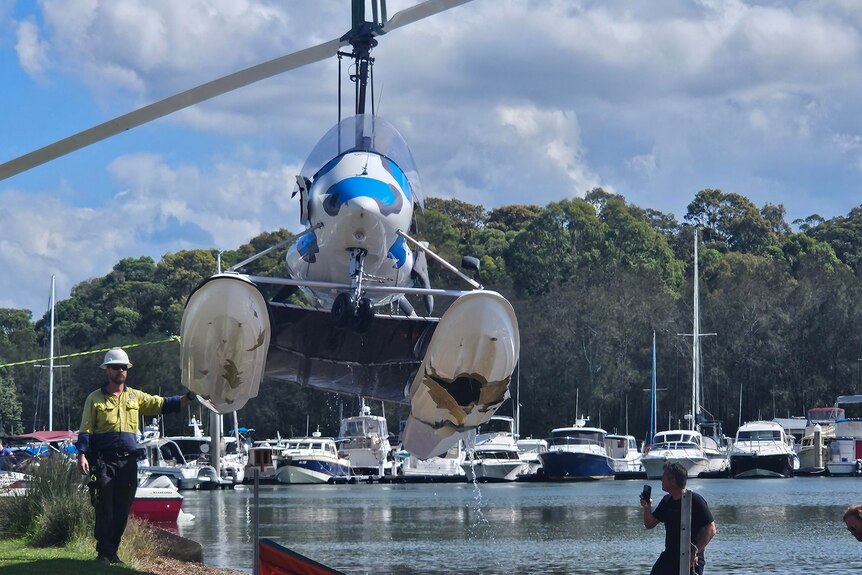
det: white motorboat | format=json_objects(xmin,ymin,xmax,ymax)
[
  {"xmin": 699, "ymin": 420, "xmax": 730, "ymax": 477},
  {"xmin": 462, "ymin": 416, "xmax": 525, "ymax": 482},
  {"xmin": 0, "ymin": 470, "xmax": 29, "ymax": 496},
  {"xmin": 538, "ymin": 422, "xmax": 615, "ymax": 481},
  {"xmin": 245, "ymin": 437, "xmax": 287, "ymax": 483},
  {"xmin": 606, "ymin": 434, "xmax": 644, "ymax": 478},
  {"xmin": 818, "ymin": 396, "xmax": 862, "ymax": 476},
  {"xmin": 516, "ymin": 437, "xmax": 548, "ymax": 480},
  {"xmin": 729, "ymin": 421, "xmax": 796, "ymax": 478},
  {"xmin": 791, "ymin": 406, "xmax": 842, "ymax": 474},
  {"xmin": 399, "ymin": 440, "xmax": 467, "ymax": 482},
  {"xmin": 274, "ymin": 433, "xmax": 352, "ymax": 484},
  {"xmin": 164, "ymin": 416, "xmax": 247, "ymax": 484},
  {"xmin": 137, "ymin": 417, "xmax": 236, "ymax": 489},
  {"xmin": 138, "ymin": 435, "xmax": 220, "ymax": 490},
  {"xmin": 641, "ymin": 430, "xmax": 710, "ymax": 479},
  {"xmin": 131, "ymin": 474, "xmax": 184, "ymax": 523},
  {"xmin": 338, "ymin": 401, "xmax": 399, "ymax": 479}
]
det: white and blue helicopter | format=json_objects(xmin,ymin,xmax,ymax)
[{"xmin": 0, "ymin": 0, "xmax": 519, "ymax": 459}]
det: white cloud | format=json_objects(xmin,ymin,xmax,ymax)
[
  {"xmin": 0, "ymin": 154, "xmax": 302, "ymax": 313},
  {"xmin": 497, "ymin": 105, "xmax": 605, "ymax": 197},
  {"xmin": 15, "ymin": 19, "xmax": 50, "ymax": 76}
]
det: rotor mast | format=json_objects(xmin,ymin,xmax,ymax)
[{"xmin": 344, "ymin": 0, "xmax": 387, "ymax": 116}]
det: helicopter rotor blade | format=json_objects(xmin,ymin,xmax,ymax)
[
  {"xmin": 0, "ymin": 37, "xmax": 345, "ymax": 182},
  {"xmin": 0, "ymin": 0, "xmax": 475, "ymax": 182},
  {"xmin": 382, "ymin": 0, "xmax": 473, "ymax": 33}
]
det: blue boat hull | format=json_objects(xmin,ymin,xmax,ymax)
[
  {"xmin": 539, "ymin": 451, "xmax": 615, "ymax": 480},
  {"xmin": 276, "ymin": 458, "xmax": 352, "ymax": 484}
]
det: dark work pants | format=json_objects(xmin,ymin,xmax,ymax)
[
  {"xmin": 93, "ymin": 453, "xmax": 138, "ymax": 559},
  {"xmin": 650, "ymin": 551, "xmax": 705, "ymax": 575}
]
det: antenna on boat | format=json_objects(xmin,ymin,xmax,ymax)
[
  {"xmin": 575, "ymin": 388, "xmax": 579, "ymax": 424},
  {"xmin": 515, "ymin": 362, "xmax": 521, "ymax": 439}
]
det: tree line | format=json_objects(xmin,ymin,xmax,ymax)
[{"xmin": 1, "ymin": 189, "xmax": 861, "ymax": 443}]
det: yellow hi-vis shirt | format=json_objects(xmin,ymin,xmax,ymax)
[{"xmin": 77, "ymin": 385, "xmax": 167, "ymax": 454}]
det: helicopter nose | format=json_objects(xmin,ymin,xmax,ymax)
[
  {"xmin": 339, "ymin": 197, "xmax": 378, "ymax": 243},
  {"xmin": 321, "ymin": 176, "xmax": 399, "ymax": 219}
]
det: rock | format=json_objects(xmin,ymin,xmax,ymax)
[{"xmin": 148, "ymin": 526, "xmax": 204, "ymax": 563}]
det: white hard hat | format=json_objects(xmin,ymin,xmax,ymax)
[{"xmin": 100, "ymin": 348, "xmax": 132, "ymax": 369}]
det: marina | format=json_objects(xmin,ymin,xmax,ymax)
[{"xmin": 177, "ymin": 476, "xmax": 862, "ymax": 574}]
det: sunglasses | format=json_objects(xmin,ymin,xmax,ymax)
[{"xmin": 107, "ymin": 365, "xmax": 128, "ymax": 371}]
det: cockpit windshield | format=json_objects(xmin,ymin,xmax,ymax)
[{"xmin": 300, "ymin": 114, "xmax": 424, "ymax": 208}]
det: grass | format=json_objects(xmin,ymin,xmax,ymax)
[
  {"xmin": 0, "ymin": 534, "xmax": 168, "ymax": 573},
  {"xmin": 0, "ymin": 537, "xmax": 137, "ymax": 574},
  {"xmin": 0, "ymin": 518, "xmax": 165, "ymax": 574}
]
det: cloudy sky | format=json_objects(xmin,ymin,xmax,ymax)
[{"xmin": 1, "ymin": 0, "xmax": 862, "ymax": 315}]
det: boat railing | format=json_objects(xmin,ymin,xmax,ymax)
[
  {"xmin": 730, "ymin": 438, "xmax": 790, "ymax": 455},
  {"xmin": 650, "ymin": 441, "xmax": 702, "ymax": 452},
  {"xmin": 469, "ymin": 449, "xmax": 521, "ymax": 461}
]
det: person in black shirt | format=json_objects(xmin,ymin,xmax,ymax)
[{"xmin": 640, "ymin": 461, "xmax": 717, "ymax": 575}]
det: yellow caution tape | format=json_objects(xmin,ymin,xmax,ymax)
[{"xmin": 0, "ymin": 335, "xmax": 181, "ymax": 368}]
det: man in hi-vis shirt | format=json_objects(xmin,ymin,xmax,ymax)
[{"xmin": 76, "ymin": 348, "xmax": 196, "ymax": 565}]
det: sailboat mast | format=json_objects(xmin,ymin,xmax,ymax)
[
  {"xmin": 650, "ymin": 331, "xmax": 657, "ymax": 444},
  {"xmin": 48, "ymin": 274, "xmax": 55, "ymax": 431},
  {"xmin": 691, "ymin": 231, "xmax": 700, "ymax": 432}
]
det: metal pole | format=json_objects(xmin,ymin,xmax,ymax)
[
  {"xmin": 210, "ymin": 411, "xmax": 221, "ymax": 480},
  {"xmin": 48, "ymin": 275, "xmax": 55, "ymax": 431},
  {"xmin": 253, "ymin": 467, "xmax": 260, "ymax": 575},
  {"xmin": 679, "ymin": 490, "xmax": 692, "ymax": 575},
  {"xmin": 396, "ymin": 229, "xmax": 482, "ymax": 289}
]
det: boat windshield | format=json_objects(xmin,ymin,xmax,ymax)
[
  {"xmin": 478, "ymin": 418, "xmax": 514, "ymax": 435},
  {"xmin": 738, "ymin": 430, "xmax": 782, "ymax": 441},
  {"xmin": 548, "ymin": 430, "xmax": 605, "ymax": 446},
  {"xmin": 300, "ymin": 114, "xmax": 424, "ymax": 208}
]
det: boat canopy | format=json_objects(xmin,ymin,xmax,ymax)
[
  {"xmin": 837, "ymin": 395, "xmax": 862, "ymax": 404},
  {"xmin": 340, "ymin": 416, "xmax": 388, "ymax": 439}
]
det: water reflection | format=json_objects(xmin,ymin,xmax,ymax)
[{"xmin": 178, "ymin": 478, "xmax": 862, "ymax": 574}]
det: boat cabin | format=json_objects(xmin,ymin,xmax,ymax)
[
  {"xmin": 547, "ymin": 427, "xmax": 607, "ymax": 448},
  {"xmin": 605, "ymin": 435, "xmax": 638, "ymax": 459},
  {"xmin": 477, "ymin": 416, "xmax": 515, "ymax": 436},
  {"xmin": 651, "ymin": 430, "xmax": 703, "ymax": 450}
]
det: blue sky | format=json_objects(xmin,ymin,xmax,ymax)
[{"xmin": 2, "ymin": 0, "xmax": 862, "ymax": 315}]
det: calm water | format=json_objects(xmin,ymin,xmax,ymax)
[{"xmin": 177, "ymin": 477, "xmax": 862, "ymax": 574}]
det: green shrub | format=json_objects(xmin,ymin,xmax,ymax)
[
  {"xmin": 0, "ymin": 454, "xmax": 92, "ymax": 546},
  {"xmin": 29, "ymin": 486, "xmax": 94, "ymax": 547}
]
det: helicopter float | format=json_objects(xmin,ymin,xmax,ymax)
[{"xmin": 0, "ymin": 0, "xmax": 519, "ymax": 460}]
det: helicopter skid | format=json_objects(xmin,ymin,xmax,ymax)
[{"xmin": 401, "ymin": 291, "xmax": 520, "ymax": 460}]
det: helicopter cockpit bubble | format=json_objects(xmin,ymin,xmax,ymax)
[{"xmin": 296, "ymin": 114, "xmax": 424, "ymax": 210}]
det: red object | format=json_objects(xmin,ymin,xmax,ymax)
[
  {"xmin": 130, "ymin": 492, "xmax": 182, "ymax": 523},
  {"xmin": 13, "ymin": 431, "xmax": 78, "ymax": 442},
  {"xmin": 259, "ymin": 538, "xmax": 344, "ymax": 575}
]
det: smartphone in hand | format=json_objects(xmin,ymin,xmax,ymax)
[{"xmin": 640, "ymin": 484, "xmax": 651, "ymax": 501}]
